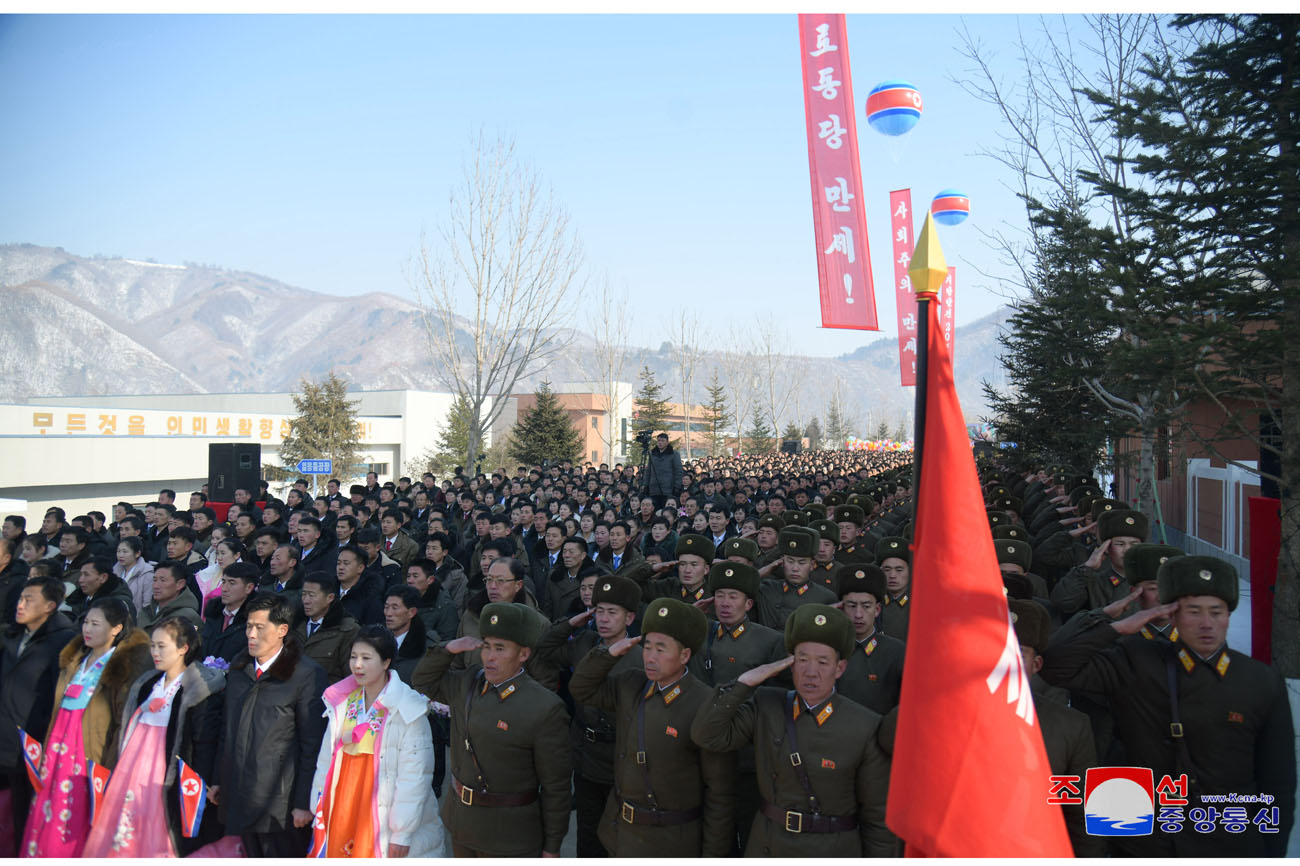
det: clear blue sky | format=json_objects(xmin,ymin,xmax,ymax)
[{"xmin": 1, "ymin": 13, "xmax": 1069, "ymax": 356}]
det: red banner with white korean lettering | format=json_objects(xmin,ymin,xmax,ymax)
[
  {"xmin": 890, "ymin": 189, "xmax": 918, "ymax": 385},
  {"xmin": 799, "ymin": 15, "xmax": 878, "ymax": 331},
  {"xmin": 939, "ymin": 266, "xmax": 956, "ymax": 353}
]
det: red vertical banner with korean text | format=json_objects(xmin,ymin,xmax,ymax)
[
  {"xmin": 890, "ymin": 189, "xmax": 918, "ymax": 385},
  {"xmin": 799, "ymin": 15, "xmax": 878, "ymax": 331},
  {"xmin": 938, "ymin": 266, "xmax": 956, "ymax": 353}
]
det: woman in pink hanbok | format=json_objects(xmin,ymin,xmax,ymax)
[
  {"xmin": 21, "ymin": 598, "xmax": 150, "ymax": 857},
  {"xmin": 83, "ymin": 616, "xmax": 226, "ymax": 857}
]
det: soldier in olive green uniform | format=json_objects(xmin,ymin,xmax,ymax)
[
  {"xmin": 411, "ymin": 602, "xmax": 571, "ymax": 857},
  {"xmin": 627, "ymin": 534, "xmax": 712, "ymax": 604},
  {"xmin": 756, "ymin": 529, "xmax": 837, "ymax": 629},
  {"xmin": 809, "ymin": 518, "xmax": 843, "ymax": 590},
  {"xmin": 754, "ymin": 515, "xmax": 784, "ymax": 569},
  {"xmin": 832, "ymin": 505, "xmax": 873, "ymax": 565},
  {"xmin": 689, "ymin": 561, "xmax": 788, "ymax": 853},
  {"xmin": 1050, "ymin": 509, "xmax": 1148, "ymax": 617},
  {"xmin": 1042, "ymin": 556, "xmax": 1295, "ymax": 857},
  {"xmin": 568, "ymin": 598, "xmax": 735, "ymax": 857},
  {"xmin": 691, "ymin": 604, "xmax": 896, "ymax": 857},
  {"xmin": 719, "ymin": 535, "xmax": 759, "ymax": 566},
  {"xmin": 875, "ymin": 536, "xmax": 912, "ymax": 642},
  {"xmin": 835, "ymin": 565, "xmax": 905, "ymax": 715},
  {"xmin": 1050, "ymin": 543, "xmax": 1186, "ymax": 764},
  {"xmin": 1008, "ymin": 599, "xmax": 1103, "ymax": 857},
  {"xmin": 534, "ymin": 575, "xmax": 644, "ymax": 857},
  {"xmin": 994, "ymin": 537, "xmax": 1050, "ymax": 599}
]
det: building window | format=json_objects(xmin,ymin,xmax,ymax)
[
  {"xmin": 591, "ymin": 417, "xmax": 599, "ymax": 429},
  {"xmin": 592, "ymin": 450, "xmax": 599, "ymax": 463},
  {"xmin": 366, "ymin": 463, "xmax": 389, "ymax": 477}
]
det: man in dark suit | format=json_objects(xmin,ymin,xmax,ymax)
[
  {"xmin": 200, "ymin": 562, "xmax": 259, "ymax": 663},
  {"xmin": 295, "ymin": 515, "xmax": 337, "ymax": 579},
  {"xmin": 211, "ymin": 592, "xmax": 327, "ymax": 857}
]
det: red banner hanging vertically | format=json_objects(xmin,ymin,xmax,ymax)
[
  {"xmin": 939, "ymin": 266, "xmax": 955, "ymax": 353},
  {"xmin": 798, "ymin": 15, "xmax": 878, "ymax": 331},
  {"xmin": 889, "ymin": 188, "xmax": 917, "ymax": 384}
]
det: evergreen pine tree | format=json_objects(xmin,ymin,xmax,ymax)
[
  {"xmin": 781, "ymin": 421, "xmax": 803, "ymax": 446},
  {"xmin": 824, "ymin": 392, "xmax": 849, "ymax": 450},
  {"xmin": 874, "ymin": 421, "xmax": 891, "ymax": 441},
  {"xmin": 983, "ymin": 187, "xmax": 1127, "ymax": 471},
  {"xmin": 700, "ymin": 373, "xmax": 732, "ymax": 456},
  {"xmin": 632, "ymin": 366, "xmax": 672, "ymax": 459},
  {"xmin": 1081, "ymin": 13, "xmax": 1300, "ymax": 673},
  {"xmin": 274, "ymin": 371, "xmax": 362, "ymax": 482},
  {"xmin": 804, "ymin": 417, "xmax": 823, "ymax": 450},
  {"xmin": 508, "ymin": 382, "xmax": 583, "ymax": 467},
  {"xmin": 744, "ymin": 406, "xmax": 775, "ymax": 453},
  {"xmin": 419, "ymin": 396, "xmax": 483, "ymax": 477}
]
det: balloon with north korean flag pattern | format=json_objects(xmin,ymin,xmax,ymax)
[
  {"xmin": 931, "ymin": 189, "xmax": 970, "ymax": 226},
  {"xmin": 866, "ymin": 80, "xmax": 923, "ymax": 136}
]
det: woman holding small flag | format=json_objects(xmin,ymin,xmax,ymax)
[
  {"xmin": 82, "ymin": 616, "xmax": 226, "ymax": 857},
  {"xmin": 308, "ymin": 625, "xmax": 443, "ymax": 858},
  {"xmin": 21, "ymin": 597, "xmax": 150, "ymax": 857}
]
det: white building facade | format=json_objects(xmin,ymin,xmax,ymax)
[{"xmin": 0, "ymin": 389, "xmax": 465, "ymax": 525}]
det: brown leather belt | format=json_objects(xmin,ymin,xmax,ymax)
[
  {"xmin": 760, "ymin": 801, "xmax": 858, "ymax": 834},
  {"xmin": 618, "ymin": 797, "xmax": 702, "ymax": 826},
  {"xmin": 453, "ymin": 777, "xmax": 538, "ymax": 808}
]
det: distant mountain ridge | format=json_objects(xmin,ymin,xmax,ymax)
[{"xmin": 0, "ymin": 244, "xmax": 1010, "ymax": 428}]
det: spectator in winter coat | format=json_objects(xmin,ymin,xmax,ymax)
[{"xmin": 211, "ymin": 592, "xmax": 328, "ymax": 857}]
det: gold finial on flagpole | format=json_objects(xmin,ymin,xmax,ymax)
[{"xmin": 908, "ymin": 211, "xmax": 948, "ymax": 302}]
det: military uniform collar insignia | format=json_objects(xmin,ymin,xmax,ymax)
[
  {"xmin": 716, "ymin": 622, "xmax": 747, "ymax": 640},
  {"xmin": 792, "ymin": 695, "xmax": 835, "ymax": 726},
  {"xmin": 862, "ymin": 636, "xmax": 878, "ymax": 656},
  {"xmin": 782, "ymin": 582, "xmax": 810, "ymax": 596}
]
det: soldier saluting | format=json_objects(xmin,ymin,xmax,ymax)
[
  {"xmin": 1042, "ymin": 555, "xmax": 1295, "ymax": 856},
  {"xmin": 534, "ymin": 575, "xmax": 644, "ymax": 857},
  {"xmin": 568, "ymin": 598, "xmax": 734, "ymax": 857},
  {"xmin": 691, "ymin": 604, "xmax": 896, "ymax": 856}
]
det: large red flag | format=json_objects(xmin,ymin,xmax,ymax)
[{"xmin": 885, "ymin": 299, "xmax": 1073, "ymax": 857}]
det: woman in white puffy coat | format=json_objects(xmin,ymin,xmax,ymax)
[{"xmin": 309, "ymin": 626, "xmax": 444, "ymax": 857}]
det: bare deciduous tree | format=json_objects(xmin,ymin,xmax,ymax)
[
  {"xmin": 718, "ymin": 326, "xmax": 760, "ymax": 450},
  {"xmin": 410, "ymin": 133, "xmax": 585, "ymax": 472},
  {"xmin": 753, "ymin": 315, "xmax": 799, "ymax": 440},
  {"xmin": 670, "ymin": 311, "xmax": 703, "ymax": 460},
  {"xmin": 587, "ymin": 275, "xmax": 634, "ymax": 465}
]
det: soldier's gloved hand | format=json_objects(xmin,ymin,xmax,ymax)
[
  {"xmin": 445, "ymin": 636, "xmax": 484, "ymax": 654},
  {"xmin": 1102, "ymin": 586, "xmax": 1143, "ymax": 620},
  {"xmin": 608, "ymin": 634, "xmax": 643, "ymax": 657},
  {"xmin": 1084, "ymin": 538, "xmax": 1112, "ymax": 570},
  {"xmin": 1111, "ymin": 601, "xmax": 1179, "ymax": 635},
  {"xmin": 652, "ymin": 560, "xmax": 679, "ymax": 573},
  {"xmin": 738, "ymin": 655, "xmax": 795, "ymax": 688},
  {"xmin": 569, "ymin": 609, "xmax": 594, "ymax": 628}
]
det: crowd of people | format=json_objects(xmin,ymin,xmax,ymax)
[{"xmin": 0, "ymin": 432, "xmax": 1291, "ymax": 858}]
